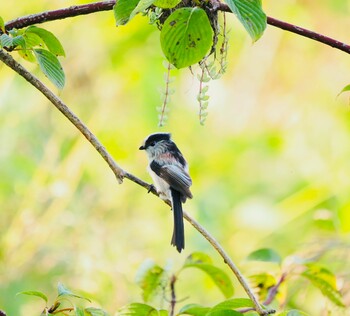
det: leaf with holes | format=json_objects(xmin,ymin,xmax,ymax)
[
  {"xmin": 26, "ymin": 26, "xmax": 65, "ymax": 56},
  {"xmin": 153, "ymin": 0, "xmax": 181, "ymax": 8},
  {"xmin": 223, "ymin": 0, "xmax": 266, "ymax": 42},
  {"xmin": 302, "ymin": 264, "xmax": 344, "ymax": 307},
  {"xmin": 113, "ymin": 0, "xmax": 140, "ymax": 25},
  {"xmin": 34, "ymin": 49, "xmax": 65, "ymax": 89},
  {"xmin": 160, "ymin": 7, "xmax": 213, "ymax": 68},
  {"xmin": 135, "ymin": 259, "xmax": 167, "ymax": 302}
]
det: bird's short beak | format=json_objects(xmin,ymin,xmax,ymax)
[{"xmin": 139, "ymin": 145, "xmax": 145, "ymax": 150}]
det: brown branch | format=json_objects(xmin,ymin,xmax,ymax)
[
  {"xmin": 0, "ymin": 48, "xmax": 273, "ymax": 315},
  {"xmin": 4, "ymin": 1, "xmax": 350, "ymax": 55}
]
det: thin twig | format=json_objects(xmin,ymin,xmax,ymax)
[
  {"xmin": 0, "ymin": 48, "xmax": 272, "ymax": 315},
  {"xmin": 169, "ymin": 275, "xmax": 177, "ymax": 316},
  {"xmin": 3, "ymin": 1, "xmax": 350, "ymax": 55},
  {"xmin": 183, "ymin": 211, "xmax": 274, "ymax": 315}
]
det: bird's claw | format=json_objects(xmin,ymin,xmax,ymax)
[{"xmin": 148, "ymin": 184, "xmax": 156, "ymax": 193}]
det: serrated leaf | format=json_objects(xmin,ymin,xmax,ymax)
[
  {"xmin": 34, "ymin": 49, "xmax": 65, "ymax": 89},
  {"xmin": 0, "ymin": 34, "xmax": 13, "ymax": 47},
  {"xmin": 85, "ymin": 307, "xmax": 108, "ymax": 316},
  {"xmin": 178, "ymin": 304, "xmax": 210, "ymax": 316},
  {"xmin": 26, "ymin": 26, "xmax": 65, "ymax": 56},
  {"xmin": 337, "ymin": 84, "xmax": 350, "ymax": 97},
  {"xmin": 130, "ymin": 0, "xmax": 155, "ymax": 19},
  {"xmin": 246, "ymin": 248, "xmax": 282, "ymax": 264},
  {"xmin": 302, "ymin": 264, "xmax": 344, "ymax": 307},
  {"xmin": 56, "ymin": 282, "xmax": 91, "ymax": 302},
  {"xmin": 210, "ymin": 298, "xmax": 254, "ymax": 311},
  {"xmin": 182, "ymin": 253, "xmax": 233, "ymax": 298},
  {"xmin": 223, "ymin": 0, "xmax": 266, "ymax": 42},
  {"xmin": 160, "ymin": 8, "xmax": 213, "ymax": 69},
  {"xmin": 17, "ymin": 290, "xmax": 48, "ymax": 303},
  {"xmin": 153, "ymin": 0, "xmax": 181, "ymax": 8},
  {"xmin": 117, "ymin": 303, "xmax": 159, "ymax": 316},
  {"xmin": 0, "ymin": 16, "xmax": 5, "ymax": 33},
  {"xmin": 113, "ymin": 0, "xmax": 140, "ymax": 25},
  {"xmin": 135, "ymin": 259, "xmax": 167, "ymax": 302},
  {"xmin": 278, "ymin": 310, "xmax": 309, "ymax": 316}
]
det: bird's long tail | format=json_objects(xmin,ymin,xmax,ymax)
[{"xmin": 170, "ymin": 189, "xmax": 185, "ymax": 253}]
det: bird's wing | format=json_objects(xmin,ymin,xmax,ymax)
[{"xmin": 150, "ymin": 160, "xmax": 192, "ymax": 199}]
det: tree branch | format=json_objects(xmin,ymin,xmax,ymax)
[
  {"xmin": 0, "ymin": 48, "xmax": 273, "ymax": 315},
  {"xmin": 4, "ymin": 1, "xmax": 350, "ymax": 55}
]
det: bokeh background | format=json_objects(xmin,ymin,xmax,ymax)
[{"xmin": 1, "ymin": 0, "xmax": 350, "ymax": 315}]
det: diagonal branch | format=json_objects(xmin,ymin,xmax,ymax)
[
  {"xmin": 4, "ymin": 1, "xmax": 350, "ymax": 55},
  {"xmin": 0, "ymin": 48, "xmax": 273, "ymax": 315}
]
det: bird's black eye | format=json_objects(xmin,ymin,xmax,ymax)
[{"xmin": 150, "ymin": 141, "xmax": 156, "ymax": 146}]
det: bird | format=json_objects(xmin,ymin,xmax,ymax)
[{"xmin": 139, "ymin": 132, "xmax": 192, "ymax": 253}]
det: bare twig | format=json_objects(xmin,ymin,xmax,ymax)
[
  {"xmin": 4, "ymin": 1, "xmax": 350, "ymax": 55},
  {"xmin": 0, "ymin": 48, "xmax": 272, "ymax": 315},
  {"xmin": 169, "ymin": 275, "xmax": 177, "ymax": 316}
]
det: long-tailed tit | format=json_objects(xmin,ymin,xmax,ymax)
[{"xmin": 139, "ymin": 132, "xmax": 193, "ymax": 253}]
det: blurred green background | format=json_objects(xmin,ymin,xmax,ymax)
[{"xmin": 1, "ymin": 0, "xmax": 350, "ymax": 315}]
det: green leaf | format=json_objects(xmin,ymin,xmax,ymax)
[
  {"xmin": 26, "ymin": 26, "xmax": 65, "ymax": 56},
  {"xmin": 210, "ymin": 298, "xmax": 254, "ymax": 311},
  {"xmin": 178, "ymin": 304, "xmax": 211, "ymax": 316},
  {"xmin": 207, "ymin": 311, "xmax": 243, "ymax": 316},
  {"xmin": 182, "ymin": 253, "xmax": 234, "ymax": 298},
  {"xmin": 75, "ymin": 307, "xmax": 85, "ymax": 316},
  {"xmin": 130, "ymin": 0, "xmax": 155, "ymax": 19},
  {"xmin": 246, "ymin": 248, "xmax": 282, "ymax": 264},
  {"xmin": 23, "ymin": 32, "xmax": 45, "ymax": 48},
  {"xmin": 135, "ymin": 259, "xmax": 167, "ymax": 302},
  {"xmin": 184, "ymin": 252, "xmax": 213, "ymax": 265},
  {"xmin": 85, "ymin": 307, "xmax": 108, "ymax": 316},
  {"xmin": 160, "ymin": 7, "xmax": 214, "ymax": 69},
  {"xmin": 113, "ymin": 0, "xmax": 140, "ymax": 25},
  {"xmin": 34, "ymin": 49, "xmax": 65, "ymax": 89},
  {"xmin": 17, "ymin": 290, "xmax": 48, "ymax": 303},
  {"xmin": 153, "ymin": 0, "xmax": 181, "ymax": 8},
  {"xmin": 12, "ymin": 35, "xmax": 26, "ymax": 49},
  {"xmin": 0, "ymin": 34, "xmax": 13, "ymax": 47},
  {"xmin": 117, "ymin": 303, "xmax": 159, "ymax": 316},
  {"xmin": 18, "ymin": 49, "xmax": 36, "ymax": 63},
  {"xmin": 56, "ymin": 282, "xmax": 91, "ymax": 302},
  {"xmin": 301, "ymin": 264, "xmax": 344, "ymax": 307},
  {"xmin": 278, "ymin": 310, "xmax": 309, "ymax": 316},
  {"xmin": 223, "ymin": 0, "xmax": 266, "ymax": 42},
  {"xmin": 0, "ymin": 16, "xmax": 5, "ymax": 33},
  {"xmin": 337, "ymin": 84, "xmax": 350, "ymax": 97}
]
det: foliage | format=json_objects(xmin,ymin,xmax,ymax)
[
  {"xmin": 17, "ymin": 283, "xmax": 105, "ymax": 316},
  {"xmin": 16, "ymin": 251, "xmax": 345, "ymax": 315},
  {"xmin": 0, "ymin": 22, "xmax": 65, "ymax": 89}
]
